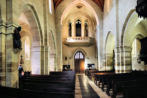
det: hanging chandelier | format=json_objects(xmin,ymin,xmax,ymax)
[{"xmin": 136, "ymin": 0, "xmax": 147, "ymax": 18}]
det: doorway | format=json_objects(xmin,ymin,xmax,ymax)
[{"xmin": 74, "ymin": 51, "xmax": 85, "ymax": 73}]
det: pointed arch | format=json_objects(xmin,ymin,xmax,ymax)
[
  {"xmin": 121, "ymin": 9, "xmax": 147, "ymax": 47},
  {"xmin": 105, "ymin": 31, "xmax": 115, "ymax": 71},
  {"xmin": 19, "ymin": 4, "xmax": 43, "ymax": 74},
  {"xmin": 72, "ymin": 48, "xmax": 87, "ymax": 58},
  {"xmin": 60, "ymin": 0, "xmax": 100, "ymax": 25},
  {"xmin": 73, "ymin": 48, "xmax": 86, "ymax": 73},
  {"xmin": 23, "ymin": 4, "xmax": 43, "ymax": 45}
]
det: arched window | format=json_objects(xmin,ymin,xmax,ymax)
[
  {"xmin": 76, "ymin": 20, "xmax": 81, "ymax": 37},
  {"xmin": 24, "ymin": 37, "xmax": 30, "ymax": 60},
  {"xmin": 68, "ymin": 22, "xmax": 72, "ymax": 37},
  {"xmin": 85, "ymin": 22, "xmax": 88, "ymax": 37},
  {"xmin": 75, "ymin": 51, "xmax": 84, "ymax": 59},
  {"xmin": 49, "ymin": 0, "xmax": 52, "ymax": 14}
]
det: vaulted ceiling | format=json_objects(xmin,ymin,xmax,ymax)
[
  {"xmin": 92, "ymin": 0, "xmax": 104, "ymax": 11},
  {"xmin": 53, "ymin": 0, "xmax": 105, "ymax": 11},
  {"xmin": 53, "ymin": 0, "xmax": 62, "ymax": 9}
]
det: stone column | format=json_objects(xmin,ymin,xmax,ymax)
[
  {"xmin": 121, "ymin": 46, "xmax": 132, "ymax": 73},
  {"xmin": 67, "ymin": 23, "xmax": 71, "ymax": 37},
  {"xmin": 0, "ymin": 23, "xmax": 6, "ymax": 86},
  {"xmin": 72, "ymin": 21, "xmax": 75, "ymax": 37},
  {"xmin": 4, "ymin": 0, "xmax": 20, "ymax": 88},
  {"xmin": 106, "ymin": 53, "xmax": 114, "ymax": 71},
  {"xmin": 56, "ymin": 29, "xmax": 62, "ymax": 72},
  {"xmin": 52, "ymin": 52, "xmax": 57, "ymax": 71},
  {"xmin": 81, "ymin": 21, "xmax": 85, "ymax": 37},
  {"xmin": 40, "ymin": 45, "xmax": 45, "ymax": 75},
  {"xmin": 44, "ymin": 46, "xmax": 49, "ymax": 75},
  {"xmin": 114, "ymin": 46, "xmax": 132, "ymax": 73},
  {"xmin": 5, "ymin": 25, "xmax": 19, "ymax": 88},
  {"xmin": 114, "ymin": 47, "xmax": 122, "ymax": 73}
]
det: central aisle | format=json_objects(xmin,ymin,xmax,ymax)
[
  {"xmin": 78, "ymin": 74, "xmax": 100, "ymax": 98},
  {"xmin": 75, "ymin": 74, "xmax": 110, "ymax": 98},
  {"xmin": 74, "ymin": 74, "xmax": 99, "ymax": 98}
]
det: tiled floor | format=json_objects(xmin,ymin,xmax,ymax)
[
  {"xmin": 75, "ymin": 74, "xmax": 110, "ymax": 98},
  {"xmin": 78, "ymin": 75, "xmax": 99, "ymax": 98}
]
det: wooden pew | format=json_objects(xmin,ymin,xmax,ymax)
[
  {"xmin": 0, "ymin": 86, "xmax": 74, "ymax": 98},
  {"xmin": 0, "ymin": 71, "xmax": 75, "ymax": 98},
  {"xmin": 21, "ymin": 71, "xmax": 75, "ymax": 98},
  {"xmin": 93, "ymin": 71, "xmax": 147, "ymax": 97}
]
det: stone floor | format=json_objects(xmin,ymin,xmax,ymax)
[{"xmin": 75, "ymin": 74, "xmax": 110, "ymax": 98}]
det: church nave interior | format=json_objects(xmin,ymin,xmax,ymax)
[{"xmin": 0, "ymin": 0, "xmax": 147, "ymax": 98}]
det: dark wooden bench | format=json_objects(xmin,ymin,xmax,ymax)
[
  {"xmin": 0, "ymin": 86, "xmax": 74, "ymax": 98},
  {"xmin": 92, "ymin": 71, "xmax": 147, "ymax": 97},
  {"xmin": 0, "ymin": 71, "xmax": 75, "ymax": 98}
]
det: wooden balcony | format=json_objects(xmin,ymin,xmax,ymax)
[{"xmin": 64, "ymin": 37, "xmax": 95, "ymax": 46}]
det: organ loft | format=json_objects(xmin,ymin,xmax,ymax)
[{"xmin": 0, "ymin": 0, "xmax": 147, "ymax": 98}]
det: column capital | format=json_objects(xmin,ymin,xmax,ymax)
[
  {"xmin": 0, "ymin": 23, "xmax": 20, "ymax": 35},
  {"xmin": 122, "ymin": 46, "xmax": 131, "ymax": 52},
  {"xmin": 72, "ymin": 21, "xmax": 75, "ymax": 37},
  {"xmin": 81, "ymin": 20, "xmax": 85, "ymax": 37},
  {"xmin": 115, "ymin": 46, "xmax": 131, "ymax": 52}
]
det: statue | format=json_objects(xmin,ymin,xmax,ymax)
[{"xmin": 13, "ymin": 26, "xmax": 22, "ymax": 50}]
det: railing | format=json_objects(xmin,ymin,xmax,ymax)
[
  {"xmin": 66, "ymin": 37, "xmax": 91, "ymax": 42},
  {"xmin": 64, "ymin": 37, "xmax": 95, "ymax": 46}
]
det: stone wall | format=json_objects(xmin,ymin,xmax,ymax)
[
  {"xmin": 62, "ymin": 45, "xmax": 98, "ymax": 71},
  {"xmin": 0, "ymin": 0, "xmax": 57, "ymax": 87},
  {"xmin": 103, "ymin": 0, "xmax": 147, "ymax": 72}
]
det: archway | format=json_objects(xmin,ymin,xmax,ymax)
[
  {"xmin": 74, "ymin": 51, "xmax": 85, "ymax": 73},
  {"xmin": 105, "ymin": 32, "xmax": 115, "ymax": 71},
  {"xmin": 18, "ymin": 5, "xmax": 43, "ymax": 74},
  {"xmin": 121, "ymin": 10, "xmax": 147, "ymax": 72},
  {"xmin": 121, "ymin": 10, "xmax": 146, "ymax": 47},
  {"xmin": 48, "ymin": 31, "xmax": 56, "ymax": 72},
  {"xmin": 58, "ymin": 0, "xmax": 102, "ymax": 72},
  {"xmin": 131, "ymin": 37, "xmax": 142, "ymax": 70}
]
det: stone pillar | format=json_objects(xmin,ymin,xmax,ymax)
[
  {"xmin": 5, "ymin": 25, "xmax": 19, "ymax": 88},
  {"xmin": 44, "ymin": 46, "xmax": 49, "ymax": 75},
  {"xmin": 3, "ymin": 0, "xmax": 20, "ymax": 88},
  {"xmin": 0, "ymin": 22, "xmax": 6, "ymax": 86},
  {"xmin": 114, "ymin": 46, "xmax": 132, "ymax": 73},
  {"xmin": 56, "ymin": 29, "xmax": 62, "ymax": 72},
  {"xmin": 81, "ymin": 21, "xmax": 85, "ymax": 37},
  {"xmin": 40, "ymin": 45, "xmax": 45, "ymax": 75},
  {"xmin": 106, "ymin": 53, "xmax": 114, "ymax": 71},
  {"xmin": 67, "ymin": 23, "xmax": 71, "ymax": 37},
  {"xmin": 121, "ymin": 46, "xmax": 132, "ymax": 73},
  {"xmin": 114, "ymin": 47, "xmax": 122, "ymax": 73},
  {"xmin": 52, "ymin": 53, "xmax": 57, "ymax": 71},
  {"xmin": 72, "ymin": 21, "xmax": 75, "ymax": 37}
]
